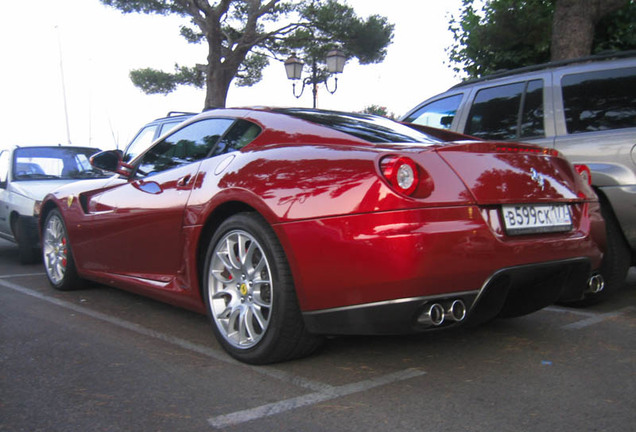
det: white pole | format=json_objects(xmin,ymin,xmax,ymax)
[{"xmin": 55, "ymin": 25, "xmax": 72, "ymax": 145}]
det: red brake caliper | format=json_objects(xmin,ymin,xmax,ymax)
[{"xmin": 61, "ymin": 237, "xmax": 67, "ymax": 267}]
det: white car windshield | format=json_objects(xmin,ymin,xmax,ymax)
[{"xmin": 13, "ymin": 147, "xmax": 107, "ymax": 180}]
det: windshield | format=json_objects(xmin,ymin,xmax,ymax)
[
  {"xmin": 12, "ymin": 147, "xmax": 107, "ymax": 180},
  {"xmin": 274, "ymin": 108, "xmax": 441, "ymax": 144}
]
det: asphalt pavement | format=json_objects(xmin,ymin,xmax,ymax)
[{"xmin": 1, "ymin": 238, "xmax": 635, "ymax": 432}]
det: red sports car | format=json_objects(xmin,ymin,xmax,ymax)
[{"xmin": 39, "ymin": 108, "xmax": 605, "ymax": 364}]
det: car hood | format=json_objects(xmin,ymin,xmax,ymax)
[
  {"xmin": 10, "ymin": 179, "xmax": 86, "ymax": 201},
  {"xmin": 44, "ymin": 176, "xmax": 120, "ymax": 200}
]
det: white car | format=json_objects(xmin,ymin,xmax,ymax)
[{"xmin": 0, "ymin": 145, "xmax": 105, "ymax": 263}]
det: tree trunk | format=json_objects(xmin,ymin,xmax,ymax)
[
  {"xmin": 203, "ymin": 23, "xmax": 249, "ymax": 110},
  {"xmin": 205, "ymin": 67, "xmax": 231, "ymax": 109},
  {"xmin": 551, "ymin": 0, "xmax": 628, "ymax": 61}
]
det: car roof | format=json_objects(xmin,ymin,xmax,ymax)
[{"xmin": 450, "ymin": 50, "xmax": 636, "ymax": 90}]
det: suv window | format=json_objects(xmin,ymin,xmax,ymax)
[
  {"xmin": 158, "ymin": 121, "xmax": 183, "ymax": 136},
  {"xmin": 466, "ymin": 79, "xmax": 544, "ymax": 140},
  {"xmin": 137, "ymin": 119, "xmax": 234, "ymax": 176},
  {"xmin": 562, "ymin": 67, "xmax": 636, "ymax": 134},
  {"xmin": 124, "ymin": 125, "xmax": 158, "ymax": 163},
  {"xmin": 403, "ymin": 94, "xmax": 463, "ymax": 129}
]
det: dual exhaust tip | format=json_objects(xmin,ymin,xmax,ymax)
[
  {"xmin": 587, "ymin": 273, "xmax": 605, "ymax": 294},
  {"xmin": 417, "ymin": 299, "xmax": 467, "ymax": 328}
]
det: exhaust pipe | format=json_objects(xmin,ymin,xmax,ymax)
[
  {"xmin": 417, "ymin": 303, "xmax": 445, "ymax": 327},
  {"xmin": 445, "ymin": 299, "xmax": 467, "ymax": 322},
  {"xmin": 587, "ymin": 274, "xmax": 605, "ymax": 294}
]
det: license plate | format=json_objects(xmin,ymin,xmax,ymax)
[{"xmin": 501, "ymin": 204, "xmax": 572, "ymax": 235}]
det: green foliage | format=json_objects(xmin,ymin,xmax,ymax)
[
  {"xmin": 448, "ymin": 0, "xmax": 554, "ymax": 78},
  {"xmin": 448, "ymin": 0, "xmax": 636, "ymax": 79},
  {"xmin": 361, "ymin": 105, "xmax": 396, "ymax": 120},
  {"xmin": 100, "ymin": 0, "xmax": 187, "ymax": 15},
  {"xmin": 288, "ymin": 0, "xmax": 394, "ymax": 68},
  {"xmin": 129, "ymin": 68, "xmax": 178, "ymax": 94},
  {"xmin": 236, "ymin": 53, "xmax": 270, "ymax": 86},
  {"xmin": 593, "ymin": 0, "xmax": 636, "ymax": 53},
  {"xmin": 129, "ymin": 64, "xmax": 204, "ymax": 94}
]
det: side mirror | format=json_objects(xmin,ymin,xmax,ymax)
[{"xmin": 90, "ymin": 150, "xmax": 131, "ymax": 176}]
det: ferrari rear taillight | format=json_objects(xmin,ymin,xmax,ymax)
[
  {"xmin": 574, "ymin": 164, "xmax": 592, "ymax": 185},
  {"xmin": 380, "ymin": 156, "xmax": 419, "ymax": 196}
]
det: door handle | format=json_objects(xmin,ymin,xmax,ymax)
[{"xmin": 177, "ymin": 175, "xmax": 192, "ymax": 188}]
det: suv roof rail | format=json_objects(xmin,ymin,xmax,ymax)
[
  {"xmin": 166, "ymin": 111, "xmax": 197, "ymax": 117},
  {"xmin": 451, "ymin": 50, "xmax": 636, "ymax": 89}
]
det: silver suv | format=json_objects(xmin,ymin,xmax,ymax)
[{"xmin": 403, "ymin": 51, "xmax": 635, "ymax": 303}]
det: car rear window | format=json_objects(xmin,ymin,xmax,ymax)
[
  {"xmin": 562, "ymin": 67, "xmax": 636, "ymax": 134},
  {"xmin": 274, "ymin": 108, "xmax": 440, "ymax": 144}
]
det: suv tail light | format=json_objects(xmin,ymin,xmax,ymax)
[{"xmin": 574, "ymin": 164, "xmax": 592, "ymax": 185}]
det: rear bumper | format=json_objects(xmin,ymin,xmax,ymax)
[
  {"xmin": 303, "ymin": 258, "xmax": 593, "ymax": 335},
  {"xmin": 276, "ymin": 204, "xmax": 604, "ymax": 313}
]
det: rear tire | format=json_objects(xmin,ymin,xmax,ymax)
[
  {"xmin": 42, "ymin": 209, "xmax": 85, "ymax": 291},
  {"xmin": 203, "ymin": 212, "xmax": 323, "ymax": 364}
]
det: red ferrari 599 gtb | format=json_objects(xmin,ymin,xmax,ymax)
[{"xmin": 39, "ymin": 108, "xmax": 605, "ymax": 364}]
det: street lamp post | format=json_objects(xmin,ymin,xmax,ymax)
[{"xmin": 284, "ymin": 49, "xmax": 347, "ymax": 108}]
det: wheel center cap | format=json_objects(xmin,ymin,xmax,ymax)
[{"xmin": 240, "ymin": 283, "xmax": 248, "ymax": 296}]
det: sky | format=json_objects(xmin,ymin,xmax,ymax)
[{"xmin": 0, "ymin": 0, "xmax": 464, "ymax": 152}]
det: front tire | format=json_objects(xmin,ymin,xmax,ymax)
[
  {"xmin": 12, "ymin": 217, "xmax": 40, "ymax": 265},
  {"xmin": 203, "ymin": 213, "xmax": 322, "ymax": 364},
  {"xmin": 42, "ymin": 209, "xmax": 84, "ymax": 291}
]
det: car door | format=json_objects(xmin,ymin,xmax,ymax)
[{"xmin": 77, "ymin": 118, "xmax": 235, "ymax": 281}]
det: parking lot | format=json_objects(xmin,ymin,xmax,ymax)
[{"xmin": 1, "ymin": 237, "xmax": 635, "ymax": 432}]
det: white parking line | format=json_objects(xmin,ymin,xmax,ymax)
[
  {"xmin": 207, "ymin": 368, "xmax": 426, "ymax": 429},
  {"xmin": 545, "ymin": 305, "xmax": 634, "ymax": 329},
  {"xmin": 561, "ymin": 308, "xmax": 634, "ymax": 330},
  {"xmin": 1, "ymin": 278, "xmax": 427, "ymax": 428}
]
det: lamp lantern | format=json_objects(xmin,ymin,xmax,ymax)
[
  {"xmin": 284, "ymin": 55, "xmax": 304, "ymax": 80},
  {"xmin": 326, "ymin": 49, "xmax": 346, "ymax": 74}
]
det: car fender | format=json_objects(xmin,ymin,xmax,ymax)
[{"xmin": 586, "ymin": 162, "xmax": 636, "ymax": 187}]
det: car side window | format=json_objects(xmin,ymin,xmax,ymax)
[
  {"xmin": 403, "ymin": 94, "xmax": 463, "ymax": 129},
  {"xmin": 124, "ymin": 125, "xmax": 158, "ymax": 163},
  {"xmin": 137, "ymin": 119, "xmax": 234, "ymax": 176},
  {"xmin": 562, "ymin": 67, "xmax": 636, "ymax": 134},
  {"xmin": 466, "ymin": 79, "xmax": 544, "ymax": 140},
  {"xmin": 213, "ymin": 119, "xmax": 262, "ymax": 156},
  {"xmin": 0, "ymin": 150, "xmax": 9, "ymax": 186}
]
